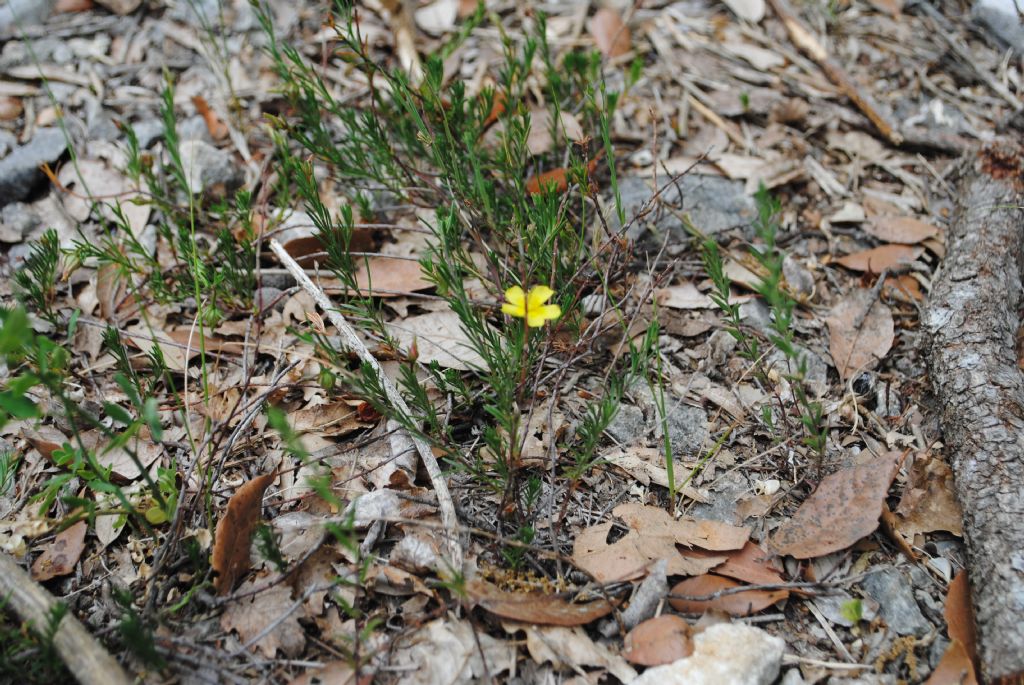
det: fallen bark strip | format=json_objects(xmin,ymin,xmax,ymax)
[
  {"xmin": 0, "ymin": 552, "xmax": 133, "ymax": 685},
  {"xmin": 923, "ymin": 143, "xmax": 1024, "ymax": 682}
]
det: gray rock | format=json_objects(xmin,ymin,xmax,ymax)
[
  {"xmin": 663, "ymin": 402, "xmax": 709, "ymax": 455},
  {"xmin": 615, "ymin": 175, "xmax": 757, "ymax": 241},
  {"xmin": 765, "ymin": 345, "xmax": 830, "ymax": 395},
  {"xmin": 0, "ymin": 202, "xmax": 41, "ymax": 243},
  {"xmin": 0, "ymin": 128, "xmax": 67, "ymax": 207},
  {"xmin": 973, "ymin": 0, "xmax": 1024, "ymax": 53},
  {"xmin": 132, "ymin": 119, "xmax": 164, "ymax": 149},
  {"xmin": 861, "ymin": 566, "xmax": 931, "ymax": 636},
  {"xmin": 179, "ymin": 138, "xmax": 243, "ymax": 195},
  {"xmin": 0, "ymin": 0, "xmax": 56, "ymax": 36},
  {"xmin": 0, "ymin": 130, "xmax": 15, "ymax": 157},
  {"xmin": 814, "ymin": 592, "xmax": 879, "ymax": 627},
  {"xmin": 606, "ymin": 404, "xmax": 646, "ymax": 445}
]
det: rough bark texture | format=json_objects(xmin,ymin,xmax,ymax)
[
  {"xmin": 0, "ymin": 552, "xmax": 132, "ymax": 685},
  {"xmin": 923, "ymin": 143, "xmax": 1024, "ymax": 683}
]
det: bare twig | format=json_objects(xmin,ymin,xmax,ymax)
[
  {"xmin": 268, "ymin": 238, "xmax": 463, "ymax": 571},
  {"xmin": 0, "ymin": 553, "xmax": 133, "ymax": 685}
]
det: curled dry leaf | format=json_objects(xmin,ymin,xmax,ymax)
[
  {"xmin": 465, "ymin": 579, "xmax": 617, "ymax": 626},
  {"xmin": 834, "ymin": 244, "xmax": 923, "ymax": 273},
  {"xmin": 212, "ymin": 471, "xmax": 275, "ymax": 595},
  {"xmin": 925, "ymin": 639, "xmax": 978, "ymax": 685},
  {"xmin": 826, "ymin": 288, "xmax": 895, "ymax": 382},
  {"xmin": 386, "ymin": 310, "xmax": 491, "ymax": 371},
  {"xmin": 770, "ymin": 451, "xmax": 903, "ymax": 559},
  {"xmin": 191, "ymin": 95, "xmax": 228, "ymax": 141},
  {"xmin": 945, "ymin": 572, "xmax": 979, "ymax": 672},
  {"xmin": 863, "ymin": 216, "xmax": 940, "ymax": 244},
  {"xmin": 668, "ymin": 574, "xmax": 788, "ymax": 616},
  {"xmin": 894, "ymin": 453, "xmax": 963, "ymax": 537},
  {"xmin": 589, "ymin": 8, "xmax": 631, "ymax": 58},
  {"xmin": 624, "ymin": 614, "xmax": 694, "ymax": 666},
  {"xmin": 31, "ymin": 520, "xmax": 87, "ymax": 581},
  {"xmin": 526, "ymin": 157, "xmax": 599, "ymax": 195}
]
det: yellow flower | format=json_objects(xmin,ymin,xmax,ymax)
[{"xmin": 502, "ymin": 285, "xmax": 561, "ymax": 327}]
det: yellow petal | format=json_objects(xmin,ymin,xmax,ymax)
[
  {"xmin": 526, "ymin": 285, "xmax": 555, "ymax": 309},
  {"xmin": 503, "ymin": 286, "xmax": 526, "ymax": 317},
  {"xmin": 526, "ymin": 304, "xmax": 561, "ymax": 327}
]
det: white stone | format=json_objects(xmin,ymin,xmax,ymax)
[{"xmin": 629, "ymin": 623, "xmax": 784, "ymax": 685}]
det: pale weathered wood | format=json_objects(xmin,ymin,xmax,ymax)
[
  {"xmin": 923, "ymin": 143, "xmax": 1024, "ymax": 682},
  {"xmin": 0, "ymin": 552, "xmax": 133, "ymax": 685}
]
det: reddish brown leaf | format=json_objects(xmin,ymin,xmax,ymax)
[
  {"xmin": 710, "ymin": 541, "xmax": 786, "ymax": 586},
  {"xmin": 21, "ymin": 425, "xmax": 69, "ymax": 461},
  {"xmin": 835, "ymin": 244, "xmax": 922, "ymax": 273},
  {"xmin": 526, "ymin": 167, "xmax": 571, "ymax": 195},
  {"xmin": 526, "ymin": 157, "xmax": 600, "ymax": 195},
  {"xmin": 191, "ymin": 95, "xmax": 229, "ymax": 141},
  {"xmin": 0, "ymin": 96, "xmax": 23, "ymax": 121},
  {"xmin": 925, "ymin": 639, "xmax": 978, "ymax": 685},
  {"xmin": 213, "ymin": 472, "xmax": 275, "ymax": 595},
  {"xmin": 623, "ymin": 615, "xmax": 694, "ymax": 666},
  {"xmin": 54, "ymin": 0, "xmax": 94, "ymax": 12},
  {"xmin": 613, "ymin": 503, "xmax": 750, "ymax": 552},
  {"xmin": 882, "ymin": 274, "xmax": 924, "ymax": 303},
  {"xmin": 826, "ymin": 288, "xmax": 895, "ymax": 381},
  {"xmin": 945, "ymin": 572, "xmax": 979, "ymax": 673},
  {"xmin": 589, "ymin": 8, "xmax": 631, "ymax": 58},
  {"xmin": 668, "ymin": 574, "xmax": 788, "ymax": 616},
  {"xmin": 863, "ymin": 216, "xmax": 939, "ymax": 244},
  {"xmin": 482, "ymin": 89, "xmax": 507, "ymax": 129},
  {"xmin": 465, "ymin": 579, "xmax": 616, "ymax": 626},
  {"xmin": 770, "ymin": 451, "xmax": 903, "ymax": 558},
  {"xmin": 31, "ymin": 521, "xmax": 87, "ymax": 581}
]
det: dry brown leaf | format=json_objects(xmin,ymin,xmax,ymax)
[
  {"xmin": 826, "ymin": 288, "xmax": 895, "ymax": 381},
  {"xmin": 882, "ymin": 274, "xmax": 925, "ymax": 303},
  {"xmin": 925, "ymin": 639, "xmax": 978, "ymax": 685},
  {"xmin": 668, "ymin": 574, "xmax": 788, "ymax": 616},
  {"xmin": 21, "ymin": 425, "xmax": 68, "ymax": 461},
  {"xmin": 770, "ymin": 451, "xmax": 903, "ymax": 558},
  {"xmin": 525, "ymin": 156, "xmax": 600, "ymax": 195},
  {"xmin": 465, "ymin": 579, "xmax": 616, "ymax": 626},
  {"xmin": 573, "ymin": 522, "xmax": 725, "ymax": 583},
  {"xmin": 31, "ymin": 521, "xmax": 87, "ymax": 581},
  {"xmin": 353, "ymin": 256, "xmax": 434, "ymax": 297},
  {"xmin": 709, "ymin": 541, "xmax": 786, "ymax": 586},
  {"xmin": 864, "ymin": 216, "xmax": 940, "ymax": 244},
  {"xmin": 386, "ymin": 310, "xmax": 489, "ymax": 371},
  {"xmin": 623, "ymin": 615, "xmax": 694, "ymax": 666},
  {"xmin": 523, "ymin": 625, "xmax": 638, "ymax": 682},
  {"xmin": 221, "ymin": 577, "xmax": 306, "ymax": 657},
  {"xmin": 55, "ymin": 0, "xmax": 94, "ymax": 12},
  {"xmin": 613, "ymin": 503, "xmax": 750, "ymax": 551},
  {"xmin": 573, "ymin": 504, "xmax": 748, "ymax": 583},
  {"xmin": 589, "ymin": 8, "xmax": 631, "ymax": 58},
  {"xmin": 894, "ymin": 454, "xmax": 963, "ymax": 536},
  {"xmin": 289, "ymin": 400, "xmax": 372, "ymax": 437},
  {"xmin": 213, "ymin": 472, "xmax": 275, "ymax": 595},
  {"xmin": 945, "ymin": 572, "xmax": 979, "ymax": 673},
  {"xmin": 834, "ymin": 244, "xmax": 923, "ymax": 273}
]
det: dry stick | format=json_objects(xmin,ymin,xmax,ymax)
[
  {"xmin": 268, "ymin": 238, "xmax": 463, "ymax": 570},
  {"xmin": 0, "ymin": 553, "xmax": 133, "ymax": 685},
  {"xmin": 766, "ymin": 0, "xmax": 903, "ymax": 146}
]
